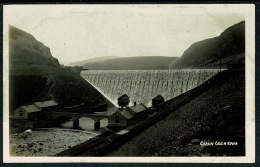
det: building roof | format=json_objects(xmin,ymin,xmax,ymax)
[
  {"xmin": 34, "ymin": 100, "xmax": 58, "ymax": 108},
  {"xmin": 119, "ymin": 109, "xmax": 135, "ymax": 119},
  {"xmin": 127, "ymin": 103, "xmax": 147, "ymax": 114},
  {"xmin": 104, "ymin": 107, "xmax": 118, "ymax": 116},
  {"xmin": 107, "ymin": 105, "xmax": 146, "ymax": 119},
  {"xmin": 21, "ymin": 105, "xmax": 41, "ymax": 113},
  {"xmin": 108, "ymin": 108, "xmax": 135, "ymax": 119},
  {"xmin": 153, "ymin": 95, "xmax": 164, "ymax": 100},
  {"xmin": 118, "ymin": 94, "xmax": 129, "ymax": 100}
]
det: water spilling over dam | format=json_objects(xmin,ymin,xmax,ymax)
[{"xmin": 81, "ymin": 70, "xmax": 220, "ymax": 107}]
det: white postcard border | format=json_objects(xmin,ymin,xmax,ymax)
[{"xmin": 3, "ymin": 4, "xmax": 255, "ymax": 163}]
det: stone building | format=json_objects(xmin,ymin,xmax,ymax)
[
  {"xmin": 152, "ymin": 95, "xmax": 165, "ymax": 106},
  {"xmin": 108, "ymin": 103, "xmax": 148, "ymax": 128},
  {"xmin": 13, "ymin": 100, "xmax": 58, "ymax": 120},
  {"xmin": 117, "ymin": 94, "xmax": 130, "ymax": 108}
]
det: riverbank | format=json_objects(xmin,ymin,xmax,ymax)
[{"xmin": 9, "ymin": 117, "xmax": 109, "ymax": 156}]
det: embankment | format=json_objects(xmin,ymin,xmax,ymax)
[{"xmin": 110, "ymin": 70, "xmax": 245, "ymax": 156}]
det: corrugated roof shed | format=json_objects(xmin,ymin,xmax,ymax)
[
  {"xmin": 34, "ymin": 100, "xmax": 58, "ymax": 108},
  {"xmin": 21, "ymin": 105, "xmax": 41, "ymax": 113}
]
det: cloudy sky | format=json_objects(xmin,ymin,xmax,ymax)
[{"xmin": 5, "ymin": 5, "xmax": 244, "ymax": 63}]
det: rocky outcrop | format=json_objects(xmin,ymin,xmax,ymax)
[
  {"xmin": 9, "ymin": 25, "xmax": 59, "ymax": 67},
  {"xmin": 170, "ymin": 21, "xmax": 245, "ymax": 68}
]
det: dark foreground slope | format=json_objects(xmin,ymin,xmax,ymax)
[
  {"xmin": 70, "ymin": 56, "xmax": 178, "ymax": 70},
  {"xmin": 170, "ymin": 21, "xmax": 245, "ymax": 68},
  {"xmin": 9, "ymin": 26, "xmax": 106, "ymax": 112},
  {"xmin": 109, "ymin": 70, "xmax": 245, "ymax": 156}
]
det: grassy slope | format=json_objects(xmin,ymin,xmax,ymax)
[
  {"xmin": 170, "ymin": 21, "xmax": 245, "ymax": 69},
  {"xmin": 109, "ymin": 70, "xmax": 245, "ymax": 156},
  {"xmin": 68, "ymin": 56, "xmax": 119, "ymax": 66}
]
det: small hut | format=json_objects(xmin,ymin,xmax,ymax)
[
  {"xmin": 152, "ymin": 95, "xmax": 165, "ymax": 106},
  {"xmin": 13, "ymin": 100, "xmax": 58, "ymax": 120},
  {"xmin": 108, "ymin": 103, "xmax": 148, "ymax": 128},
  {"xmin": 117, "ymin": 94, "xmax": 130, "ymax": 108},
  {"xmin": 13, "ymin": 105, "xmax": 41, "ymax": 120}
]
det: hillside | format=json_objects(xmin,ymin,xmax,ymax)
[
  {"xmin": 109, "ymin": 70, "xmax": 245, "ymax": 156},
  {"xmin": 69, "ymin": 56, "xmax": 178, "ymax": 70},
  {"xmin": 170, "ymin": 21, "xmax": 245, "ymax": 68},
  {"xmin": 9, "ymin": 26, "xmax": 107, "ymax": 112},
  {"xmin": 68, "ymin": 56, "xmax": 119, "ymax": 66},
  {"xmin": 9, "ymin": 25, "xmax": 59, "ymax": 67}
]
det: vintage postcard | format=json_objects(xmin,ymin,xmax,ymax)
[{"xmin": 3, "ymin": 4, "xmax": 255, "ymax": 163}]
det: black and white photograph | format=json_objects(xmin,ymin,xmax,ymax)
[{"xmin": 3, "ymin": 4, "xmax": 255, "ymax": 163}]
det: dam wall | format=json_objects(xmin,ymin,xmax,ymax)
[{"xmin": 81, "ymin": 69, "xmax": 220, "ymax": 106}]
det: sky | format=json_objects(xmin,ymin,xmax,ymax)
[{"xmin": 4, "ymin": 5, "xmax": 245, "ymax": 63}]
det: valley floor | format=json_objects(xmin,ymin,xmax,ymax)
[
  {"xmin": 9, "ymin": 129, "xmax": 98, "ymax": 156},
  {"xmin": 9, "ymin": 118, "xmax": 108, "ymax": 156}
]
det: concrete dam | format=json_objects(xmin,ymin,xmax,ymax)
[{"xmin": 81, "ymin": 69, "xmax": 220, "ymax": 107}]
